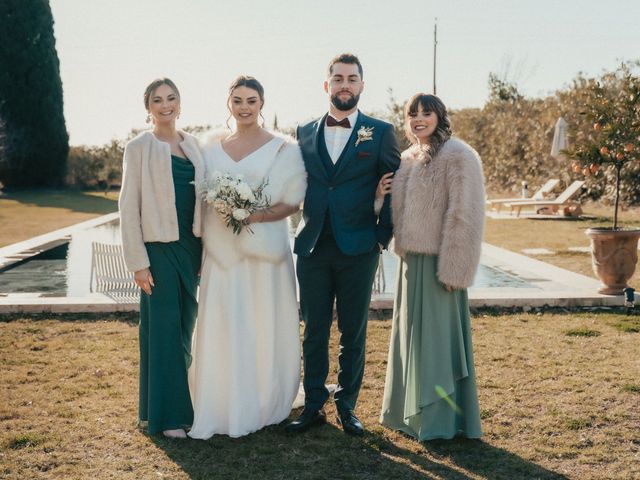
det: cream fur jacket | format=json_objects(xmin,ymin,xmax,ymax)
[
  {"xmin": 392, "ymin": 137, "xmax": 485, "ymax": 289},
  {"xmin": 119, "ymin": 130, "xmax": 204, "ymax": 272},
  {"xmin": 199, "ymin": 131, "xmax": 307, "ymax": 269}
]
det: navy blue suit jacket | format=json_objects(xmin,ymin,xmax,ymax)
[{"xmin": 294, "ymin": 112, "xmax": 401, "ymax": 258}]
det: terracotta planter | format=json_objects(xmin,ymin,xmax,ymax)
[{"xmin": 586, "ymin": 228, "xmax": 640, "ymax": 295}]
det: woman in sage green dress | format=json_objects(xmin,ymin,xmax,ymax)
[
  {"xmin": 379, "ymin": 93, "xmax": 485, "ymax": 441},
  {"xmin": 119, "ymin": 78, "xmax": 204, "ymax": 438}
]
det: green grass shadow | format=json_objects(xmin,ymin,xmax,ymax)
[
  {"xmin": 150, "ymin": 420, "xmax": 568, "ymax": 480},
  {"xmin": 3, "ymin": 189, "xmax": 117, "ymax": 215}
]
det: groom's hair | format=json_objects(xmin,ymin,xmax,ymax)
[{"xmin": 327, "ymin": 53, "xmax": 363, "ymax": 79}]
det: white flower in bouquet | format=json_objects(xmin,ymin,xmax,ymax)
[
  {"xmin": 236, "ymin": 183, "xmax": 255, "ymax": 202},
  {"xmin": 232, "ymin": 208, "xmax": 250, "ymax": 221},
  {"xmin": 197, "ymin": 170, "xmax": 270, "ymax": 235},
  {"xmin": 212, "ymin": 199, "xmax": 228, "ymax": 213}
]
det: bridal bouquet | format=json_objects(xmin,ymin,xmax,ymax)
[{"xmin": 198, "ymin": 171, "xmax": 270, "ymax": 234}]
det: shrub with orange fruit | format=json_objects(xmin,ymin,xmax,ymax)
[{"xmin": 565, "ymin": 63, "xmax": 639, "ymax": 228}]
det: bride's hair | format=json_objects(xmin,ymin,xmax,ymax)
[{"xmin": 226, "ymin": 75, "xmax": 265, "ymax": 128}]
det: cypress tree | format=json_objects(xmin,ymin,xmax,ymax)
[{"xmin": 0, "ymin": 0, "xmax": 69, "ymax": 188}]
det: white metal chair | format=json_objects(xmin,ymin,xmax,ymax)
[{"xmin": 90, "ymin": 242, "xmax": 139, "ymax": 303}]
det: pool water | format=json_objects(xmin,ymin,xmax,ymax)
[
  {"xmin": 0, "ymin": 220, "xmax": 121, "ymax": 297},
  {"xmin": 0, "ymin": 220, "xmax": 536, "ymax": 297}
]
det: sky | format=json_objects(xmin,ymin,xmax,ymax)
[{"xmin": 49, "ymin": 0, "xmax": 640, "ymax": 146}]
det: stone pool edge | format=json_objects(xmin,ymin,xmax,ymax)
[{"xmin": 0, "ymin": 212, "xmax": 120, "ymax": 270}]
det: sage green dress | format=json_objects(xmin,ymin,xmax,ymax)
[
  {"xmin": 138, "ymin": 155, "xmax": 202, "ymax": 434},
  {"xmin": 380, "ymin": 253, "xmax": 482, "ymax": 441}
]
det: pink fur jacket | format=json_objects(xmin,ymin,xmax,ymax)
[{"xmin": 391, "ymin": 137, "xmax": 485, "ymax": 289}]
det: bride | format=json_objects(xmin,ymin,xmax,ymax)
[{"xmin": 188, "ymin": 76, "xmax": 307, "ymax": 439}]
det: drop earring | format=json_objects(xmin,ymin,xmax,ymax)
[{"xmin": 145, "ymin": 113, "xmax": 151, "ymax": 124}]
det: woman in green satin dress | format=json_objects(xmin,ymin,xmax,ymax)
[
  {"xmin": 379, "ymin": 94, "xmax": 485, "ymax": 441},
  {"xmin": 119, "ymin": 78, "xmax": 203, "ymax": 439}
]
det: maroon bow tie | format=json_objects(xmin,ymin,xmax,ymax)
[{"xmin": 326, "ymin": 116, "xmax": 351, "ymax": 128}]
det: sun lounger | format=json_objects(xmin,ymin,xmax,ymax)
[
  {"xmin": 487, "ymin": 179, "xmax": 560, "ymax": 212},
  {"xmin": 505, "ymin": 180, "xmax": 585, "ymax": 217}
]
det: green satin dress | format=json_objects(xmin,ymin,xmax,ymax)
[
  {"xmin": 380, "ymin": 253, "xmax": 482, "ymax": 441},
  {"xmin": 138, "ymin": 155, "xmax": 202, "ymax": 434}
]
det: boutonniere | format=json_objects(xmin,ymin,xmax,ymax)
[{"xmin": 355, "ymin": 126, "xmax": 374, "ymax": 146}]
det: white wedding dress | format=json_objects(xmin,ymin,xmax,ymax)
[{"xmin": 188, "ymin": 135, "xmax": 306, "ymax": 439}]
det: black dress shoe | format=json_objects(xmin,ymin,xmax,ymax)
[
  {"xmin": 336, "ymin": 409, "xmax": 364, "ymax": 436},
  {"xmin": 285, "ymin": 408, "xmax": 327, "ymax": 433}
]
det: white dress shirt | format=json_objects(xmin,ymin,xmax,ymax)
[{"xmin": 323, "ymin": 110, "xmax": 359, "ymax": 164}]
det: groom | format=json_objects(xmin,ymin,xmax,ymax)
[{"xmin": 287, "ymin": 53, "xmax": 400, "ymax": 435}]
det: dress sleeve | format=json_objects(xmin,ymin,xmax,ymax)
[
  {"xmin": 373, "ymin": 197, "xmax": 384, "ymax": 216},
  {"xmin": 437, "ymin": 147, "xmax": 485, "ymax": 289},
  {"xmin": 375, "ymin": 124, "xmax": 402, "ymax": 248},
  {"xmin": 275, "ymin": 142, "xmax": 307, "ymax": 207},
  {"xmin": 118, "ymin": 143, "xmax": 150, "ymax": 272},
  {"xmin": 390, "ymin": 152, "xmax": 412, "ymax": 256}
]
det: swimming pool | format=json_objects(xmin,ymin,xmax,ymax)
[{"xmin": 0, "ymin": 218, "xmax": 537, "ymax": 297}]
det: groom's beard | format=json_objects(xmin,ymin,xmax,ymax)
[{"xmin": 331, "ymin": 92, "xmax": 360, "ymax": 111}]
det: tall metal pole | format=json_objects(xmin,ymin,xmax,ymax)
[{"xmin": 433, "ymin": 18, "xmax": 438, "ymax": 95}]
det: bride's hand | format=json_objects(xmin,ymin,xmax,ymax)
[
  {"xmin": 376, "ymin": 172, "xmax": 394, "ymax": 199},
  {"xmin": 246, "ymin": 210, "xmax": 264, "ymax": 224}
]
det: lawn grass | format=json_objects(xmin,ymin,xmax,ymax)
[
  {"xmin": 484, "ymin": 201, "xmax": 640, "ymax": 288},
  {"xmin": 0, "ymin": 190, "xmax": 118, "ymax": 247},
  {"xmin": 1, "ymin": 312, "xmax": 638, "ymax": 479}
]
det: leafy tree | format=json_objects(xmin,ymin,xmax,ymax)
[
  {"xmin": 383, "ymin": 88, "xmax": 411, "ymax": 151},
  {"xmin": 487, "ymin": 73, "xmax": 523, "ymax": 103},
  {"xmin": 0, "ymin": 0, "xmax": 68, "ymax": 188},
  {"xmin": 565, "ymin": 62, "xmax": 640, "ymax": 228},
  {"xmin": 66, "ymin": 139, "xmax": 123, "ymax": 191}
]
